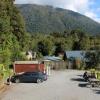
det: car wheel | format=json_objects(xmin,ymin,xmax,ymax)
[
  {"xmin": 44, "ymin": 76, "xmax": 47, "ymax": 81},
  {"xmin": 37, "ymin": 79, "xmax": 42, "ymax": 83},
  {"xmin": 15, "ymin": 79, "xmax": 20, "ymax": 83},
  {"xmin": 7, "ymin": 78, "xmax": 10, "ymax": 82}
]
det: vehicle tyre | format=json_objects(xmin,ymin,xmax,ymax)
[
  {"xmin": 37, "ymin": 79, "xmax": 42, "ymax": 83},
  {"xmin": 7, "ymin": 78, "xmax": 10, "ymax": 82},
  {"xmin": 44, "ymin": 76, "xmax": 47, "ymax": 81},
  {"xmin": 15, "ymin": 79, "xmax": 20, "ymax": 83}
]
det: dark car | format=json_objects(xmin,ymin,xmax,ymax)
[{"xmin": 8, "ymin": 72, "xmax": 47, "ymax": 83}]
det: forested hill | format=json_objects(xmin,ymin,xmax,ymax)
[{"xmin": 17, "ymin": 4, "xmax": 100, "ymax": 35}]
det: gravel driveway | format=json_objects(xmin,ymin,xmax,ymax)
[{"xmin": 0, "ymin": 70, "xmax": 100, "ymax": 100}]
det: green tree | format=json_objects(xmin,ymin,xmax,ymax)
[
  {"xmin": 37, "ymin": 38, "xmax": 53, "ymax": 56},
  {"xmin": 84, "ymin": 51, "xmax": 100, "ymax": 69},
  {"xmin": 0, "ymin": 0, "xmax": 30, "ymax": 67},
  {"xmin": 79, "ymin": 35, "xmax": 90, "ymax": 50}
]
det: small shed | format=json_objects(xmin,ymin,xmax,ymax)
[
  {"xmin": 13, "ymin": 61, "xmax": 45, "ymax": 74},
  {"xmin": 43, "ymin": 56, "xmax": 66, "ymax": 70}
]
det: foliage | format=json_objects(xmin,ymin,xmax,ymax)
[
  {"xmin": 84, "ymin": 51, "xmax": 100, "ymax": 69},
  {"xmin": 0, "ymin": 1, "xmax": 100, "ymax": 72},
  {"xmin": 37, "ymin": 37, "xmax": 53, "ymax": 56},
  {"xmin": 17, "ymin": 4, "xmax": 100, "ymax": 35},
  {"xmin": 0, "ymin": 64, "xmax": 5, "ymax": 80},
  {"xmin": 29, "ymin": 31, "xmax": 100, "ymax": 57},
  {"xmin": 0, "ymin": 0, "xmax": 30, "ymax": 67}
]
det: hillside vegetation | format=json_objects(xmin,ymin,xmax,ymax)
[
  {"xmin": 17, "ymin": 4, "xmax": 100, "ymax": 35},
  {"xmin": 0, "ymin": 1, "xmax": 100, "ymax": 70},
  {"xmin": 0, "ymin": 0, "xmax": 30, "ymax": 66}
]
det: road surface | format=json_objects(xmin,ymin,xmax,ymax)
[{"xmin": 0, "ymin": 70, "xmax": 100, "ymax": 100}]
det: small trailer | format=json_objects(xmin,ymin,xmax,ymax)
[{"xmin": 13, "ymin": 61, "xmax": 45, "ymax": 74}]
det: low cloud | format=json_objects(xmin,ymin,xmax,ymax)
[{"xmin": 15, "ymin": 0, "xmax": 90, "ymax": 13}]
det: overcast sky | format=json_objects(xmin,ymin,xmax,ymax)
[{"xmin": 15, "ymin": 0, "xmax": 100, "ymax": 23}]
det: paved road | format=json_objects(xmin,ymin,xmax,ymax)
[{"xmin": 0, "ymin": 70, "xmax": 100, "ymax": 100}]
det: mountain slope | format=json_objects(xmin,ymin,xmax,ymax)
[{"xmin": 17, "ymin": 4, "xmax": 100, "ymax": 35}]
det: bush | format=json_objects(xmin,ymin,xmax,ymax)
[
  {"xmin": 96, "ymin": 71, "xmax": 100, "ymax": 80},
  {"xmin": 0, "ymin": 74, "xmax": 3, "ymax": 81}
]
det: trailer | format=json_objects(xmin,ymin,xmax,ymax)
[{"xmin": 13, "ymin": 61, "xmax": 45, "ymax": 74}]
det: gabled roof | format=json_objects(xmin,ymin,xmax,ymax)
[
  {"xmin": 66, "ymin": 51, "xmax": 86, "ymax": 59},
  {"xmin": 44, "ymin": 56, "xmax": 62, "ymax": 61}
]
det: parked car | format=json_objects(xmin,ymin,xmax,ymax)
[{"xmin": 7, "ymin": 72, "xmax": 47, "ymax": 83}]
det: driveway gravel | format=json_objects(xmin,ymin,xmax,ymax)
[{"xmin": 0, "ymin": 70, "xmax": 100, "ymax": 100}]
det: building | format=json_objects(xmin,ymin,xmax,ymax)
[
  {"xmin": 13, "ymin": 61, "xmax": 45, "ymax": 74},
  {"xmin": 43, "ymin": 56, "xmax": 66, "ymax": 70},
  {"xmin": 66, "ymin": 51, "xmax": 85, "ymax": 69}
]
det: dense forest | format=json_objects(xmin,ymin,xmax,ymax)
[
  {"xmin": 0, "ymin": 0, "xmax": 30, "ymax": 66},
  {"xmin": 0, "ymin": 0, "xmax": 100, "ymax": 69},
  {"xmin": 17, "ymin": 4, "xmax": 100, "ymax": 35}
]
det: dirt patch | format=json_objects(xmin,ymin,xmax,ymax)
[{"xmin": 0, "ymin": 84, "xmax": 7, "ymax": 93}]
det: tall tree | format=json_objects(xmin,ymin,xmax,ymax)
[
  {"xmin": 84, "ymin": 51, "xmax": 100, "ymax": 69},
  {"xmin": 0, "ymin": 0, "xmax": 30, "ymax": 65}
]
